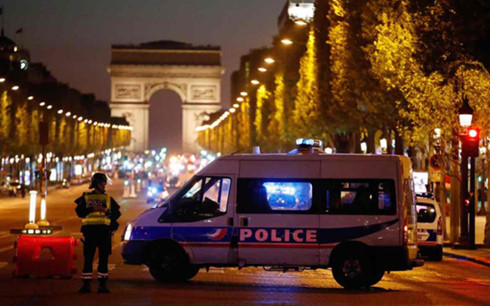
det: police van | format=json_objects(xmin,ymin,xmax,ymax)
[
  {"xmin": 121, "ymin": 140, "xmax": 423, "ymax": 289},
  {"xmin": 416, "ymin": 196, "xmax": 443, "ymax": 261}
]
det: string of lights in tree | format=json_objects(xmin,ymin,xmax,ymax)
[{"xmin": 0, "ymin": 77, "xmax": 133, "ymax": 131}]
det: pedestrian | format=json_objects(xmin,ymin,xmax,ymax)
[
  {"xmin": 20, "ymin": 184, "xmax": 26, "ymax": 198},
  {"xmin": 75, "ymin": 172, "xmax": 121, "ymax": 294}
]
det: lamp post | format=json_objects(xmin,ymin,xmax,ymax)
[{"xmin": 458, "ymin": 95, "xmax": 477, "ymax": 249}]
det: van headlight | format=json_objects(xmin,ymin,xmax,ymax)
[{"xmin": 123, "ymin": 223, "xmax": 133, "ymax": 241}]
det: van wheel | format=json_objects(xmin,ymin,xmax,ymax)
[
  {"xmin": 367, "ymin": 268, "xmax": 384, "ymax": 287},
  {"xmin": 148, "ymin": 244, "xmax": 193, "ymax": 282},
  {"xmin": 429, "ymin": 245, "xmax": 443, "ymax": 261},
  {"xmin": 183, "ymin": 265, "xmax": 200, "ymax": 280},
  {"xmin": 332, "ymin": 246, "xmax": 373, "ymax": 289}
]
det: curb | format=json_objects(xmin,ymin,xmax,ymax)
[{"xmin": 443, "ymin": 251, "xmax": 490, "ymax": 268}]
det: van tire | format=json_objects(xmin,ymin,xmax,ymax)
[
  {"xmin": 148, "ymin": 244, "xmax": 194, "ymax": 282},
  {"xmin": 429, "ymin": 245, "xmax": 443, "ymax": 261},
  {"xmin": 331, "ymin": 245, "xmax": 373, "ymax": 289},
  {"xmin": 367, "ymin": 268, "xmax": 384, "ymax": 287}
]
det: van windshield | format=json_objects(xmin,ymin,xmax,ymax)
[{"xmin": 159, "ymin": 175, "xmax": 231, "ymax": 222}]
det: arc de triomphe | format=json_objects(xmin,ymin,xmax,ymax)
[{"xmin": 108, "ymin": 40, "xmax": 223, "ymax": 153}]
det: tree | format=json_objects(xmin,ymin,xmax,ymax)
[{"xmin": 292, "ymin": 26, "xmax": 323, "ymax": 140}]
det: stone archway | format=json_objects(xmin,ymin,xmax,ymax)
[{"xmin": 108, "ymin": 40, "xmax": 223, "ymax": 153}]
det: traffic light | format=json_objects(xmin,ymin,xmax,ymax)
[{"xmin": 462, "ymin": 128, "xmax": 480, "ymax": 157}]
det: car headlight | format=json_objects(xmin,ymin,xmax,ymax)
[{"xmin": 123, "ymin": 223, "xmax": 133, "ymax": 241}]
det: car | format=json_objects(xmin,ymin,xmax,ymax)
[
  {"xmin": 7, "ymin": 180, "xmax": 22, "ymax": 196},
  {"xmin": 0, "ymin": 182, "xmax": 10, "ymax": 196},
  {"xmin": 416, "ymin": 196, "xmax": 443, "ymax": 261},
  {"xmin": 146, "ymin": 183, "xmax": 169, "ymax": 204}
]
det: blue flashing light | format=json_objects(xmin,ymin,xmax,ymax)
[{"xmin": 296, "ymin": 138, "xmax": 322, "ymax": 148}]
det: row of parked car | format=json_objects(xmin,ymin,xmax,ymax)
[{"xmin": 0, "ymin": 180, "xmax": 25, "ymax": 197}]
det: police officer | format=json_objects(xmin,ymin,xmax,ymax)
[{"xmin": 75, "ymin": 173, "xmax": 121, "ymax": 293}]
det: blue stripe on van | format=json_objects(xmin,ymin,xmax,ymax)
[
  {"xmin": 426, "ymin": 229, "xmax": 437, "ymax": 241},
  {"xmin": 318, "ymin": 218, "xmax": 399, "ymax": 244},
  {"xmin": 130, "ymin": 219, "xmax": 398, "ymax": 244}
]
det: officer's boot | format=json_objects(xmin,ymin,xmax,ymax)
[
  {"xmin": 78, "ymin": 279, "xmax": 91, "ymax": 294},
  {"xmin": 97, "ymin": 278, "xmax": 110, "ymax": 293}
]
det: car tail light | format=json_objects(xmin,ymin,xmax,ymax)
[{"xmin": 437, "ymin": 216, "xmax": 442, "ymax": 235}]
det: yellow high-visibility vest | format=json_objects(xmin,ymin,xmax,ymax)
[{"xmin": 81, "ymin": 193, "xmax": 111, "ymax": 226}]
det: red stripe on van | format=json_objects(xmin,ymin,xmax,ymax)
[
  {"xmin": 180, "ymin": 242, "xmax": 230, "ymax": 247},
  {"xmin": 417, "ymin": 241, "xmax": 437, "ymax": 246}
]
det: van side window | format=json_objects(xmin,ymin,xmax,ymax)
[
  {"xmin": 237, "ymin": 179, "xmax": 313, "ymax": 213},
  {"xmin": 325, "ymin": 179, "xmax": 396, "ymax": 215}
]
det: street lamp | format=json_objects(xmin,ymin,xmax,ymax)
[
  {"xmin": 458, "ymin": 95, "xmax": 477, "ymax": 249},
  {"xmin": 251, "ymin": 79, "xmax": 260, "ymax": 85},
  {"xmin": 281, "ymin": 38, "xmax": 294, "ymax": 45},
  {"xmin": 459, "ymin": 95, "xmax": 473, "ymax": 127},
  {"xmin": 258, "ymin": 67, "xmax": 267, "ymax": 72}
]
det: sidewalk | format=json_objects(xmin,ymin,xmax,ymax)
[
  {"xmin": 443, "ymin": 246, "xmax": 490, "ymax": 268},
  {"xmin": 442, "ymin": 215, "xmax": 490, "ymax": 267}
]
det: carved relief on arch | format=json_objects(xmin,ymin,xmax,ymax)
[{"xmin": 144, "ymin": 82, "xmax": 187, "ymax": 102}]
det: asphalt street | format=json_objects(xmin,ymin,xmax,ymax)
[{"xmin": 0, "ymin": 179, "xmax": 489, "ymax": 305}]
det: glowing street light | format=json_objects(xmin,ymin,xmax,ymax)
[
  {"xmin": 264, "ymin": 57, "xmax": 275, "ymax": 64},
  {"xmin": 0, "ymin": 78, "xmax": 5, "ymax": 82},
  {"xmin": 47, "ymin": 105, "xmax": 53, "ymax": 109},
  {"xmin": 229, "ymin": 108, "xmax": 236, "ymax": 113},
  {"xmin": 233, "ymin": 103, "xmax": 239, "ymax": 108},
  {"xmin": 258, "ymin": 67, "xmax": 267, "ymax": 72},
  {"xmin": 294, "ymin": 19, "xmax": 308, "ymax": 26},
  {"xmin": 39, "ymin": 102, "xmax": 46, "ymax": 106},
  {"xmin": 57, "ymin": 109, "xmax": 63, "ymax": 114},
  {"xmin": 11, "ymin": 85, "xmax": 19, "ymax": 91},
  {"xmin": 251, "ymin": 79, "xmax": 260, "ymax": 85},
  {"xmin": 281, "ymin": 38, "xmax": 293, "ymax": 45},
  {"xmin": 458, "ymin": 95, "xmax": 473, "ymax": 127},
  {"xmin": 240, "ymin": 91, "xmax": 248, "ymax": 96},
  {"xmin": 28, "ymin": 96, "xmax": 34, "ymax": 100},
  {"xmin": 236, "ymin": 97, "xmax": 244, "ymax": 102}
]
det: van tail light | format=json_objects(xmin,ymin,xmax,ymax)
[
  {"xmin": 437, "ymin": 216, "xmax": 442, "ymax": 235},
  {"xmin": 403, "ymin": 217, "xmax": 408, "ymax": 245}
]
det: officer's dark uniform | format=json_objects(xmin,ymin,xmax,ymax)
[{"xmin": 75, "ymin": 174, "xmax": 120, "ymax": 293}]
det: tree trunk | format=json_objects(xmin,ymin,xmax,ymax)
[
  {"xmin": 485, "ymin": 155, "xmax": 490, "ymax": 247},
  {"xmin": 367, "ymin": 128, "xmax": 376, "ymax": 154},
  {"xmin": 353, "ymin": 131, "xmax": 361, "ymax": 153},
  {"xmin": 395, "ymin": 129, "xmax": 404, "ymax": 155}
]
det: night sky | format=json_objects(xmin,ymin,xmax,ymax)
[
  {"xmin": 6, "ymin": 0, "xmax": 285, "ymax": 104},
  {"xmin": 6, "ymin": 0, "xmax": 285, "ymax": 151}
]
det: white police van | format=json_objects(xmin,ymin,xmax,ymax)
[
  {"xmin": 121, "ymin": 140, "xmax": 423, "ymax": 289},
  {"xmin": 416, "ymin": 196, "xmax": 443, "ymax": 261}
]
